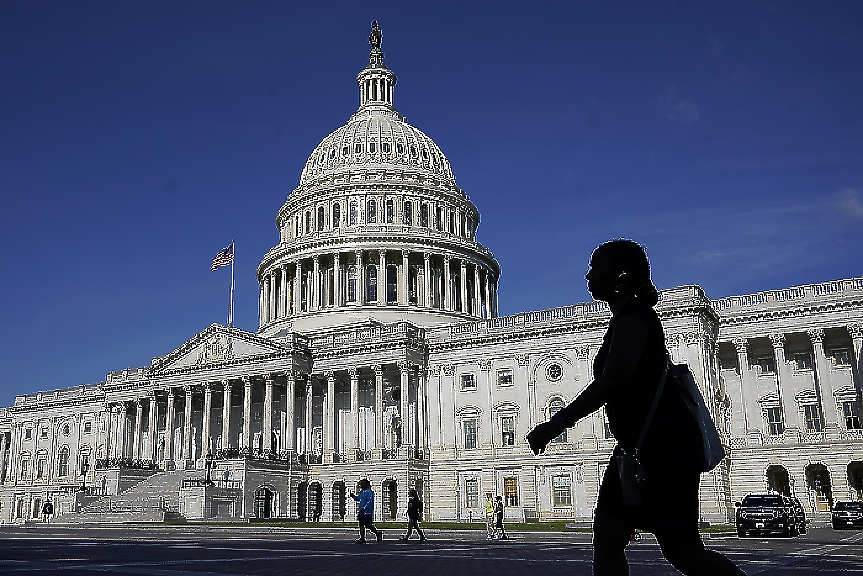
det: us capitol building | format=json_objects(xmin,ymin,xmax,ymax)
[{"xmin": 1, "ymin": 25, "xmax": 861, "ymax": 526}]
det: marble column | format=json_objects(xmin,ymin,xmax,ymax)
[
  {"xmin": 809, "ymin": 329, "xmax": 838, "ymax": 428},
  {"xmin": 312, "ymin": 256, "xmax": 320, "ymax": 311},
  {"xmin": 134, "ymin": 399, "xmax": 144, "ymax": 460},
  {"xmin": 281, "ymin": 265, "xmax": 288, "ymax": 317},
  {"xmin": 400, "ymin": 250, "xmax": 409, "ymax": 305},
  {"xmin": 459, "ymin": 260, "xmax": 468, "ymax": 313},
  {"xmin": 416, "ymin": 368, "xmax": 426, "ymax": 452},
  {"xmin": 334, "ymin": 252, "xmax": 341, "ymax": 307},
  {"xmin": 221, "ymin": 381, "xmax": 233, "ymax": 450},
  {"xmin": 264, "ymin": 377, "xmax": 274, "ymax": 453},
  {"xmin": 483, "ymin": 271, "xmax": 491, "ymax": 318},
  {"xmin": 356, "ymin": 251, "xmax": 365, "ymax": 305},
  {"xmin": 734, "ymin": 338, "xmax": 761, "ymax": 435},
  {"xmin": 269, "ymin": 271, "xmax": 277, "ymax": 321},
  {"xmin": 243, "ymin": 377, "xmax": 252, "ymax": 453},
  {"xmin": 183, "ymin": 385, "xmax": 193, "ymax": 460},
  {"xmin": 399, "ymin": 363, "xmax": 410, "ymax": 450},
  {"xmin": 165, "ymin": 391, "xmax": 175, "ymax": 462},
  {"xmin": 326, "ymin": 372, "xmax": 336, "ymax": 459},
  {"xmin": 373, "ymin": 366, "xmax": 384, "ymax": 453},
  {"xmin": 202, "ymin": 385, "xmax": 212, "ymax": 456},
  {"xmin": 294, "ymin": 261, "xmax": 302, "ymax": 313},
  {"xmin": 849, "ymin": 323, "xmax": 863, "ymax": 423},
  {"xmin": 350, "ymin": 369, "xmax": 360, "ymax": 453},
  {"xmin": 771, "ymin": 333, "xmax": 799, "ymax": 433},
  {"xmin": 285, "ymin": 374, "xmax": 296, "ymax": 451},
  {"xmin": 444, "ymin": 256, "xmax": 452, "ymax": 312},
  {"xmin": 148, "ymin": 394, "xmax": 158, "ymax": 460},
  {"xmin": 423, "ymin": 253, "xmax": 431, "ymax": 308},
  {"xmin": 305, "ymin": 379, "xmax": 314, "ymax": 454},
  {"xmin": 473, "ymin": 264, "xmax": 481, "ymax": 317}
]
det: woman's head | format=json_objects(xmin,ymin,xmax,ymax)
[{"xmin": 586, "ymin": 239, "xmax": 658, "ymax": 306}]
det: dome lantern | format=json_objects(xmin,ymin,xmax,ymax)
[{"xmin": 357, "ymin": 21, "xmax": 397, "ymax": 110}]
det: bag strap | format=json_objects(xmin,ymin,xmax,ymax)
[{"xmin": 634, "ymin": 361, "xmax": 669, "ymax": 454}]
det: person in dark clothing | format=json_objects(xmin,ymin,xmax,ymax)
[
  {"xmin": 399, "ymin": 488, "xmax": 426, "ymax": 541},
  {"xmin": 527, "ymin": 239, "xmax": 744, "ymax": 576}
]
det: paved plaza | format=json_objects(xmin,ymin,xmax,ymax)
[{"xmin": 1, "ymin": 525, "xmax": 862, "ymax": 575}]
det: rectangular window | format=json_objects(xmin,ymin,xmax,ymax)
[
  {"xmin": 20, "ymin": 459, "xmax": 29, "ymax": 479},
  {"xmin": 40, "ymin": 427, "xmax": 48, "ymax": 439},
  {"xmin": 463, "ymin": 419, "xmax": 477, "ymax": 450},
  {"xmin": 843, "ymin": 401, "xmax": 862, "ymax": 430},
  {"xmin": 386, "ymin": 199, "xmax": 394, "ymax": 223},
  {"xmin": 36, "ymin": 459, "xmax": 46, "ymax": 480},
  {"xmin": 465, "ymin": 478, "xmax": 479, "ymax": 509},
  {"xmin": 84, "ymin": 422, "xmax": 92, "ymax": 434},
  {"xmin": 24, "ymin": 428, "xmax": 32, "ymax": 440},
  {"xmin": 767, "ymin": 407, "xmax": 785, "ymax": 435},
  {"xmin": 501, "ymin": 416, "xmax": 515, "ymax": 446},
  {"xmin": 504, "ymin": 477, "xmax": 518, "ymax": 507},
  {"xmin": 496, "ymin": 368, "xmax": 513, "ymax": 387},
  {"xmin": 794, "ymin": 353, "xmax": 812, "ymax": 370},
  {"xmin": 831, "ymin": 349, "xmax": 851, "ymax": 366},
  {"xmin": 552, "ymin": 475, "xmax": 572, "ymax": 507},
  {"xmin": 757, "ymin": 357, "xmax": 776, "ymax": 375},
  {"xmin": 460, "ymin": 374, "xmax": 476, "ymax": 391},
  {"xmin": 803, "ymin": 404, "xmax": 824, "ymax": 432}
]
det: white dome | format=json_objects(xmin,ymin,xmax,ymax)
[{"xmin": 298, "ymin": 110, "xmax": 456, "ymax": 186}]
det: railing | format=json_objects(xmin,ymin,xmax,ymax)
[
  {"xmin": 181, "ymin": 478, "xmax": 241, "ymax": 490},
  {"xmin": 211, "ymin": 448, "xmax": 300, "ymax": 464},
  {"xmin": 710, "ymin": 277, "xmax": 863, "ymax": 311},
  {"xmin": 298, "ymin": 453, "xmax": 322, "ymax": 465},
  {"xmin": 307, "ymin": 322, "xmax": 426, "ymax": 350},
  {"xmin": 354, "ymin": 450, "xmax": 371, "ymax": 462},
  {"xmin": 95, "ymin": 458, "xmax": 158, "ymax": 470}
]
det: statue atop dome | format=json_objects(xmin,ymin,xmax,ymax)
[{"xmin": 369, "ymin": 21, "xmax": 382, "ymax": 49}]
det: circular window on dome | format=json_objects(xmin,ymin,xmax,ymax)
[{"xmin": 546, "ymin": 363, "xmax": 563, "ymax": 382}]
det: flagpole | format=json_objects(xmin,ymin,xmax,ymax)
[{"xmin": 228, "ymin": 241, "xmax": 235, "ymax": 327}]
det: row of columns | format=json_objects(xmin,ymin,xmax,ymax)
[
  {"xmin": 260, "ymin": 250, "xmax": 497, "ymax": 326},
  {"xmin": 731, "ymin": 324, "xmax": 862, "ymax": 436},
  {"xmin": 105, "ymin": 362, "xmax": 427, "ymax": 465}
]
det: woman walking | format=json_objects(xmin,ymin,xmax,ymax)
[
  {"xmin": 400, "ymin": 489, "xmax": 426, "ymax": 541},
  {"xmin": 527, "ymin": 239, "xmax": 744, "ymax": 576}
]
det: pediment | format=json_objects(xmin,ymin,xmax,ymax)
[{"xmin": 151, "ymin": 324, "xmax": 288, "ymax": 373}]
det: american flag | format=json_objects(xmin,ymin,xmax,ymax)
[{"xmin": 211, "ymin": 242, "xmax": 234, "ymax": 271}]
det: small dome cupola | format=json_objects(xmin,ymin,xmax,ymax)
[{"xmin": 357, "ymin": 21, "xmax": 397, "ymax": 110}]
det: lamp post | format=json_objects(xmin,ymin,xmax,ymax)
[{"xmin": 205, "ymin": 452, "xmax": 214, "ymax": 485}]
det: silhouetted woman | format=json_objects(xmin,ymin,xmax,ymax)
[{"xmin": 527, "ymin": 239, "xmax": 744, "ymax": 576}]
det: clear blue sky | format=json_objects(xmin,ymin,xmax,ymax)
[{"xmin": 2, "ymin": 1, "xmax": 861, "ymax": 406}]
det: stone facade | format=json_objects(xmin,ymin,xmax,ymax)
[{"xmin": 1, "ymin": 26, "xmax": 861, "ymax": 525}]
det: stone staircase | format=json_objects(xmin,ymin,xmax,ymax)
[{"xmin": 55, "ymin": 471, "xmax": 188, "ymax": 524}]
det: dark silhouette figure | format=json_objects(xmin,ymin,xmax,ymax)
[
  {"xmin": 527, "ymin": 239, "xmax": 745, "ymax": 576},
  {"xmin": 400, "ymin": 488, "xmax": 426, "ymax": 541}
]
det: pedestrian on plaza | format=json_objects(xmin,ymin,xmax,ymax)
[
  {"xmin": 350, "ymin": 478, "xmax": 383, "ymax": 543},
  {"xmin": 484, "ymin": 492, "xmax": 495, "ymax": 540},
  {"xmin": 493, "ymin": 495, "xmax": 507, "ymax": 540},
  {"xmin": 399, "ymin": 488, "xmax": 426, "ymax": 541},
  {"xmin": 526, "ymin": 239, "xmax": 745, "ymax": 576}
]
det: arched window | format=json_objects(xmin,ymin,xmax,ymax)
[
  {"xmin": 367, "ymin": 200, "xmax": 377, "ymax": 223},
  {"xmin": 367, "ymin": 265, "xmax": 377, "ymax": 302},
  {"xmin": 355, "ymin": 143, "xmax": 363, "ymax": 154},
  {"xmin": 332, "ymin": 203, "xmax": 340, "ymax": 228},
  {"xmin": 349, "ymin": 201, "xmax": 358, "ymax": 226},
  {"xmin": 420, "ymin": 203, "xmax": 429, "ymax": 227},
  {"xmin": 369, "ymin": 142, "xmax": 376, "ymax": 153},
  {"xmin": 548, "ymin": 400, "xmax": 567, "ymax": 443},
  {"xmin": 317, "ymin": 206, "xmax": 325, "ymax": 231},
  {"xmin": 382, "ymin": 142, "xmax": 391, "ymax": 154},
  {"xmin": 385, "ymin": 199, "xmax": 394, "ymax": 224},
  {"xmin": 295, "ymin": 217, "xmax": 300, "ymax": 237},
  {"xmin": 435, "ymin": 207, "xmax": 442, "ymax": 230},
  {"xmin": 403, "ymin": 201, "xmax": 413, "ymax": 226},
  {"xmin": 58, "ymin": 446, "xmax": 70, "ymax": 477},
  {"xmin": 449, "ymin": 211, "xmax": 455, "ymax": 234},
  {"xmin": 466, "ymin": 216, "xmax": 473, "ymax": 238},
  {"xmin": 396, "ymin": 142, "xmax": 404, "ymax": 155},
  {"xmin": 329, "ymin": 148, "xmax": 335, "ymax": 159},
  {"xmin": 305, "ymin": 211, "xmax": 311, "ymax": 234},
  {"xmin": 342, "ymin": 145, "xmax": 349, "ymax": 156},
  {"xmin": 347, "ymin": 265, "xmax": 357, "ymax": 302}
]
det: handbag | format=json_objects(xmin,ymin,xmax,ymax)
[
  {"xmin": 616, "ymin": 365, "xmax": 668, "ymax": 507},
  {"xmin": 668, "ymin": 360, "xmax": 726, "ymax": 472}
]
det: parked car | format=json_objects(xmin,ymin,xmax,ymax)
[
  {"xmin": 831, "ymin": 501, "xmax": 863, "ymax": 530},
  {"xmin": 735, "ymin": 494, "xmax": 799, "ymax": 537}
]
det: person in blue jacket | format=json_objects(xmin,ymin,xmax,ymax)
[{"xmin": 350, "ymin": 478, "xmax": 383, "ymax": 543}]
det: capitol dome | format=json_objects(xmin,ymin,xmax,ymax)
[{"xmin": 257, "ymin": 23, "xmax": 500, "ymax": 335}]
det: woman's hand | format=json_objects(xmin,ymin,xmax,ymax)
[{"xmin": 527, "ymin": 420, "xmax": 565, "ymax": 455}]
